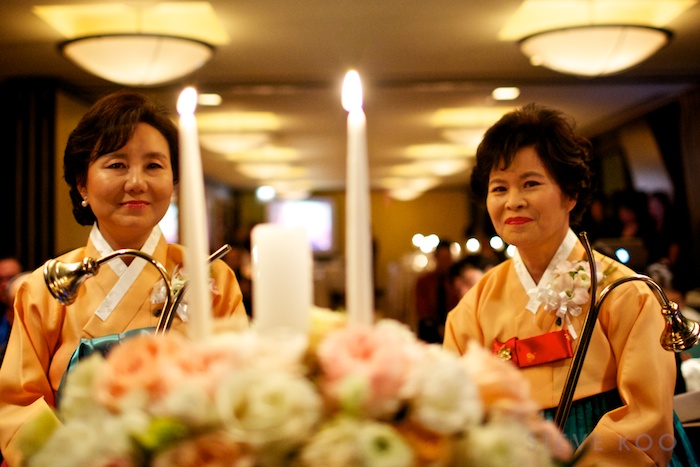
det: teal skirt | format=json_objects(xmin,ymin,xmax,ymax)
[
  {"xmin": 56, "ymin": 327, "xmax": 156, "ymax": 408},
  {"xmin": 543, "ymin": 389, "xmax": 698, "ymax": 466}
]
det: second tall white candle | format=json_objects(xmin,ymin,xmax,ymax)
[{"xmin": 343, "ymin": 70, "xmax": 374, "ymax": 326}]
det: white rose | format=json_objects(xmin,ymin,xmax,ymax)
[
  {"xmin": 453, "ymin": 421, "xmax": 555, "ymax": 467},
  {"xmin": 216, "ymin": 368, "xmax": 322, "ymax": 447},
  {"xmin": 301, "ymin": 417, "xmax": 413, "ymax": 467},
  {"xmin": 28, "ymin": 418, "xmax": 136, "ymax": 467},
  {"xmin": 58, "ymin": 354, "xmax": 109, "ymax": 423},
  {"xmin": 405, "ymin": 346, "xmax": 483, "ymax": 434}
]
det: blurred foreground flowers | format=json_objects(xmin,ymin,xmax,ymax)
[{"xmin": 21, "ymin": 310, "xmax": 573, "ymax": 466}]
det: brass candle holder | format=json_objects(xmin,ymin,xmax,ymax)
[{"xmin": 554, "ymin": 232, "xmax": 699, "ymax": 429}]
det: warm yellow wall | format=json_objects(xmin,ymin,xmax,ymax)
[
  {"xmin": 319, "ymin": 188, "xmax": 470, "ymax": 291},
  {"xmin": 54, "ymin": 91, "xmax": 91, "ymax": 255},
  {"xmin": 234, "ymin": 188, "xmax": 470, "ymax": 294},
  {"xmin": 371, "ymin": 189, "xmax": 469, "ymax": 287}
]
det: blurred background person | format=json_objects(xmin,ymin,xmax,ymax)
[
  {"xmin": 0, "ymin": 272, "xmax": 29, "ymax": 365},
  {"xmin": 0, "ymin": 256, "xmax": 21, "ymax": 317},
  {"xmin": 450, "ymin": 254, "xmax": 490, "ymax": 299},
  {"xmin": 0, "ymin": 256, "xmax": 21, "ymax": 367},
  {"xmin": 415, "ymin": 240, "xmax": 459, "ymax": 343},
  {"xmin": 578, "ymin": 192, "xmax": 615, "ymax": 243}
]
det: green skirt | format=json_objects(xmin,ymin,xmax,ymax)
[{"xmin": 543, "ymin": 389, "xmax": 698, "ymax": 466}]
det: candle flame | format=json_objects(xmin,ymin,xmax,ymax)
[
  {"xmin": 342, "ymin": 70, "xmax": 363, "ymax": 112},
  {"xmin": 177, "ymin": 87, "xmax": 198, "ymax": 116}
]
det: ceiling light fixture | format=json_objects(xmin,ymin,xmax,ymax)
[
  {"xmin": 519, "ymin": 25, "xmax": 671, "ymax": 77},
  {"xmin": 34, "ymin": 2, "xmax": 228, "ymax": 87},
  {"xmin": 498, "ymin": 0, "xmax": 695, "ymax": 78},
  {"xmin": 60, "ymin": 34, "xmax": 214, "ymax": 86}
]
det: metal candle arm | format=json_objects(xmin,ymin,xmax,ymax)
[
  {"xmin": 553, "ymin": 232, "xmax": 700, "ymax": 430},
  {"xmin": 43, "ymin": 244, "xmax": 232, "ymax": 335},
  {"xmin": 154, "ymin": 244, "xmax": 232, "ymax": 334}
]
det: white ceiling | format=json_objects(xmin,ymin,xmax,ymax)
[{"xmin": 1, "ymin": 1, "xmax": 699, "ymax": 195}]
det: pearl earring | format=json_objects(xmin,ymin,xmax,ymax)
[{"xmin": 81, "ymin": 197, "xmax": 88, "ymax": 207}]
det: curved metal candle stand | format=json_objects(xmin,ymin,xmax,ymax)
[
  {"xmin": 553, "ymin": 232, "xmax": 700, "ymax": 430},
  {"xmin": 43, "ymin": 244, "xmax": 232, "ymax": 335}
]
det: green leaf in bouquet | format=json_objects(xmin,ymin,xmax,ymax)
[
  {"xmin": 134, "ymin": 416, "xmax": 189, "ymax": 453},
  {"xmin": 17, "ymin": 409, "xmax": 62, "ymax": 461}
]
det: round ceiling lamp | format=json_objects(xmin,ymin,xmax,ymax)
[
  {"xmin": 60, "ymin": 34, "xmax": 214, "ymax": 87},
  {"xmin": 519, "ymin": 25, "xmax": 671, "ymax": 77}
]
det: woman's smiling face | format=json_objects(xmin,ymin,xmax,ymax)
[
  {"xmin": 486, "ymin": 146, "xmax": 576, "ymax": 255},
  {"xmin": 79, "ymin": 122, "xmax": 174, "ymax": 250}
]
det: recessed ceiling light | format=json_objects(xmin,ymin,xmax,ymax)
[
  {"xmin": 224, "ymin": 146, "xmax": 299, "ymax": 162},
  {"xmin": 404, "ymin": 143, "xmax": 473, "ymax": 159},
  {"xmin": 199, "ymin": 133, "xmax": 270, "ymax": 154},
  {"xmin": 432, "ymin": 107, "xmax": 513, "ymax": 128},
  {"xmin": 255, "ymin": 186, "xmax": 276, "ymax": 202},
  {"xmin": 492, "ymin": 87, "xmax": 520, "ymax": 101},
  {"xmin": 197, "ymin": 93, "xmax": 222, "ymax": 106},
  {"xmin": 196, "ymin": 112, "xmax": 281, "ymax": 132}
]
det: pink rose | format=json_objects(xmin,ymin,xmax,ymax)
[{"xmin": 316, "ymin": 323, "xmax": 418, "ymax": 416}]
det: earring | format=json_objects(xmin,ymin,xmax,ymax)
[{"xmin": 81, "ymin": 197, "xmax": 88, "ymax": 207}]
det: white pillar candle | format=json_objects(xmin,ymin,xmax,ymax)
[
  {"xmin": 342, "ymin": 70, "xmax": 374, "ymax": 326},
  {"xmin": 251, "ymin": 223, "xmax": 312, "ymax": 335},
  {"xmin": 177, "ymin": 87, "xmax": 212, "ymax": 340}
]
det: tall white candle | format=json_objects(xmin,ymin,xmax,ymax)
[
  {"xmin": 342, "ymin": 70, "xmax": 374, "ymax": 326},
  {"xmin": 251, "ymin": 223, "xmax": 312, "ymax": 335},
  {"xmin": 177, "ymin": 87, "xmax": 212, "ymax": 340}
]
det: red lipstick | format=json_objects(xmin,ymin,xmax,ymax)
[{"xmin": 505, "ymin": 216, "xmax": 532, "ymax": 225}]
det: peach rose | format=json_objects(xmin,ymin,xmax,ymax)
[
  {"xmin": 460, "ymin": 341, "xmax": 573, "ymax": 462},
  {"xmin": 460, "ymin": 340, "xmax": 538, "ymax": 418},
  {"xmin": 151, "ymin": 431, "xmax": 249, "ymax": 467},
  {"xmin": 96, "ymin": 334, "xmax": 189, "ymax": 411}
]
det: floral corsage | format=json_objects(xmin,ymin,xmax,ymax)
[
  {"xmin": 151, "ymin": 266, "xmax": 219, "ymax": 322},
  {"xmin": 530, "ymin": 260, "xmax": 615, "ymax": 339}
]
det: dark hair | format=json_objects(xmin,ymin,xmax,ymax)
[
  {"xmin": 470, "ymin": 103, "xmax": 593, "ymax": 226},
  {"xmin": 449, "ymin": 254, "xmax": 489, "ymax": 281},
  {"xmin": 64, "ymin": 90, "xmax": 179, "ymax": 225}
]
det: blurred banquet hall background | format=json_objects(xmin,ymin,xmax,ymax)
[{"xmin": 1, "ymin": 0, "xmax": 700, "ymax": 325}]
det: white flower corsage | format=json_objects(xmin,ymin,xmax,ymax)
[
  {"xmin": 529, "ymin": 260, "xmax": 613, "ymax": 339},
  {"xmin": 151, "ymin": 265, "xmax": 220, "ymax": 322}
]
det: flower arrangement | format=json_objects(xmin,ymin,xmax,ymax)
[
  {"xmin": 21, "ymin": 310, "xmax": 574, "ymax": 467},
  {"xmin": 530, "ymin": 260, "xmax": 615, "ymax": 338}
]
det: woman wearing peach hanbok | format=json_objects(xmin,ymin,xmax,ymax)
[
  {"xmin": 0, "ymin": 91, "xmax": 247, "ymax": 466},
  {"xmin": 444, "ymin": 104, "xmax": 697, "ymax": 466}
]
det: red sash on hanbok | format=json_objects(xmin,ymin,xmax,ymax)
[{"xmin": 492, "ymin": 330, "xmax": 573, "ymax": 368}]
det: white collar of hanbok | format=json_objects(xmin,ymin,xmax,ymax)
[
  {"xmin": 89, "ymin": 224, "xmax": 162, "ymax": 321},
  {"xmin": 513, "ymin": 228, "xmax": 578, "ymax": 314}
]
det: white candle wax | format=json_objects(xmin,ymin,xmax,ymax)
[
  {"xmin": 177, "ymin": 87, "xmax": 213, "ymax": 340},
  {"xmin": 251, "ymin": 223, "xmax": 312, "ymax": 335},
  {"xmin": 342, "ymin": 70, "xmax": 374, "ymax": 326}
]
